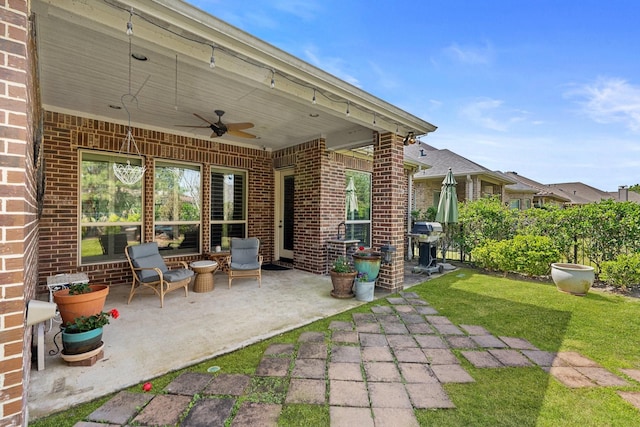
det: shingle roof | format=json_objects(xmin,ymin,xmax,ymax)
[
  {"xmin": 548, "ymin": 182, "xmax": 613, "ymax": 204},
  {"xmin": 504, "ymin": 172, "xmax": 571, "ymax": 202}
]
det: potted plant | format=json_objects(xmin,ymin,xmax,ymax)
[
  {"xmin": 53, "ymin": 282, "xmax": 110, "ymax": 326},
  {"xmin": 354, "ymin": 272, "xmax": 376, "ymax": 302},
  {"xmin": 352, "ymin": 246, "xmax": 382, "ymax": 281},
  {"xmin": 330, "ymin": 256, "xmax": 357, "ymax": 299},
  {"xmin": 550, "ymin": 263, "xmax": 595, "ymax": 296},
  {"xmin": 61, "ymin": 308, "xmax": 119, "ymax": 355}
]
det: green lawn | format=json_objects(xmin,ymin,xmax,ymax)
[{"xmin": 31, "ymin": 268, "xmax": 640, "ymax": 426}]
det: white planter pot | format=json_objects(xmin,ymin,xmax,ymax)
[
  {"xmin": 355, "ymin": 281, "xmax": 375, "ymax": 302},
  {"xmin": 551, "ymin": 263, "xmax": 595, "ymax": 296}
]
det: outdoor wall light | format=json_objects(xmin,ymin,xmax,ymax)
[
  {"xmin": 403, "ymin": 132, "xmax": 416, "ymax": 145},
  {"xmin": 380, "ymin": 242, "xmax": 397, "ymax": 264}
]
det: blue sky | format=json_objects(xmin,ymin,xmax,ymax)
[{"xmin": 192, "ymin": 0, "xmax": 640, "ymax": 191}]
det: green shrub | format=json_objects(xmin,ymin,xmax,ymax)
[
  {"xmin": 472, "ymin": 235, "xmax": 560, "ymax": 277},
  {"xmin": 600, "ymin": 253, "xmax": 640, "ymax": 290}
]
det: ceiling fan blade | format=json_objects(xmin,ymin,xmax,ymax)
[
  {"xmin": 226, "ymin": 122, "xmax": 254, "ymax": 131},
  {"xmin": 210, "ymin": 132, "xmax": 220, "ymax": 139},
  {"xmin": 193, "ymin": 113, "xmax": 216, "ymax": 125},
  {"xmin": 227, "ymin": 129, "xmax": 257, "ymax": 139}
]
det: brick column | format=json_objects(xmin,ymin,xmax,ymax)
[
  {"xmin": 373, "ymin": 132, "xmax": 405, "ymax": 291},
  {"xmin": 1, "ymin": 0, "xmax": 36, "ymax": 424}
]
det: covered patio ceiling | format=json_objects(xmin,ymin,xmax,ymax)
[{"xmin": 32, "ymin": 0, "xmax": 436, "ymax": 152}]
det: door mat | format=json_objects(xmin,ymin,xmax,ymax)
[{"xmin": 261, "ymin": 263, "xmax": 292, "ymax": 271}]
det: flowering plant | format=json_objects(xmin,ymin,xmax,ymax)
[
  {"xmin": 332, "ymin": 256, "xmax": 355, "ymax": 273},
  {"xmin": 357, "ymin": 272, "xmax": 370, "ymax": 282},
  {"xmin": 64, "ymin": 308, "xmax": 119, "ymax": 333}
]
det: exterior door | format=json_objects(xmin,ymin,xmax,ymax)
[{"xmin": 277, "ymin": 170, "xmax": 294, "ymax": 261}]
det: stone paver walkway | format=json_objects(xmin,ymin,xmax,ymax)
[{"xmin": 73, "ymin": 292, "xmax": 639, "ymax": 426}]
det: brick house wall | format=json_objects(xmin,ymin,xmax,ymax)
[
  {"xmin": 1, "ymin": 0, "xmax": 36, "ymax": 425},
  {"xmin": 38, "ymin": 112, "xmax": 275, "ymax": 291}
]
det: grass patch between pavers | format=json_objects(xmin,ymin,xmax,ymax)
[{"xmin": 30, "ymin": 268, "xmax": 640, "ymax": 426}]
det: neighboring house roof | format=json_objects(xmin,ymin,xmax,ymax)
[
  {"xmin": 607, "ymin": 189, "xmax": 640, "ymax": 202},
  {"xmin": 495, "ymin": 171, "xmax": 538, "ymax": 194},
  {"xmin": 547, "ymin": 182, "xmax": 613, "ymax": 204},
  {"xmin": 405, "ymin": 143, "xmax": 515, "ymax": 185},
  {"xmin": 504, "ymin": 172, "xmax": 571, "ymax": 203}
]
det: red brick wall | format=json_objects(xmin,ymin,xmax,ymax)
[
  {"xmin": 1, "ymin": 0, "xmax": 35, "ymax": 424},
  {"xmin": 38, "ymin": 112, "xmax": 274, "ymax": 291}
]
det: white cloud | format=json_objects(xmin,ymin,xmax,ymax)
[
  {"xmin": 566, "ymin": 77, "xmax": 640, "ymax": 132},
  {"xmin": 303, "ymin": 45, "xmax": 361, "ymax": 87},
  {"xmin": 274, "ymin": 0, "xmax": 322, "ymax": 21},
  {"xmin": 459, "ymin": 98, "xmax": 534, "ymax": 132},
  {"xmin": 444, "ymin": 42, "xmax": 493, "ymax": 65}
]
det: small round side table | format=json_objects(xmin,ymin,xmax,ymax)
[{"xmin": 190, "ymin": 260, "xmax": 218, "ymax": 293}]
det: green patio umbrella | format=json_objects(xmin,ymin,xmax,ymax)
[{"xmin": 435, "ymin": 168, "xmax": 459, "ymax": 261}]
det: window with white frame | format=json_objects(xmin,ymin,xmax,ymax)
[
  {"xmin": 509, "ymin": 198, "xmax": 521, "ymax": 210},
  {"xmin": 345, "ymin": 170, "xmax": 371, "ymax": 247},
  {"xmin": 79, "ymin": 151, "xmax": 143, "ymax": 264},
  {"xmin": 154, "ymin": 161, "xmax": 201, "ymax": 254},
  {"xmin": 210, "ymin": 169, "xmax": 247, "ymax": 251}
]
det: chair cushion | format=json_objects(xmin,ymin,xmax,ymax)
[
  {"xmin": 128, "ymin": 242, "xmax": 169, "ymax": 282},
  {"xmin": 164, "ymin": 268, "xmax": 194, "ymax": 283},
  {"xmin": 230, "ymin": 238, "xmax": 260, "ymax": 268}
]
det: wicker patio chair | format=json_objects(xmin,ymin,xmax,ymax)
[
  {"xmin": 125, "ymin": 242, "xmax": 194, "ymax": 307},
  {"xmin": 227, "ymin": 237, "xmax": 263, "ymax": 288}
]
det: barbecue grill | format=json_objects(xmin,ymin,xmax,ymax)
[{"xmin": 409, "ymin": 221, "xmax": 444, "ymax": 275}]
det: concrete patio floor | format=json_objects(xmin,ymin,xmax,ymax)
[{"xmin": 28, "ymin": 264, "xmax": 430, "ymax": 421}]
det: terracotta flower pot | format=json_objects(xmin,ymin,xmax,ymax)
[
  {"xmin": 53, "ymin": 284, "xmax": 109, "ymax": 326},
  {"xmin": 551, "ymin": 263, "xmax": 595, "ymax": 296},
  {"xmin": 330, "ymin": 271, "xmax": 356, "ymax": 299}
]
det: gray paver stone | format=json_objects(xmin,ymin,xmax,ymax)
[
  {"xmin": 285, "ymin": 378, "xmax": 326, "ymax": 404},
  {"xmin": 165, "ymin": 372, "xmax": 213, "ymax": 395},
  {"xmin": 87, "ymin": 391, "xmax": 152, "ymax": 425},
  {"xmin": 461, "ymin": 351, "xmax": 503, "ymax": 368},
  {"xmin": 431, "ymin": 364, "xmax": 475, "ymax": 383},
  {"xmin": 255, "ymin": 357, "xmax": 290, "ymax": 377},
  {"xmin": 399, "ymin": 363, "xmax": 439, "ymax": 384},
  {"xmin": 406, "ymin": 298, "xmax": 429, "ymax": 306},
  {"xmin": 446, "ymin": 336, "xmax": 478, "ymax": 349},
  {"xmin": 329, "ymin": 320, "xmax": 354, "ymax": 331},
  {"xmin": 620, "ymin": 369, "xmax": 640, "ymax": 383},
  {"xmin": 353, "ymin": 313, "xmax": 377, "ymax": 324},
  {"xmin": 263, "ymin": 343, "xmax": 295, "ymax": 356},
  {"xmin": 557, "ymin": 351, "xmax": 601, "ymax": 367},
  {"xmin": 394, "ymin": 347, "xmax": 428, "ymax": 363},
  {"xmin": 394, "ymin": 305, "xmax": 416, "ymax": 313},
  {"xmin": 498, "ymin": 336, "xmax": 538, "ymax": 350},
  {"xmin": 231, "ymin": 402, "xmax": 281, "ymax": 427},
  {"xmin": 386, "ymin": 297, "xmax": 407, "ymax": 305},
  {"xmin": 73, "ymin": 423, "xmax": 119, "ymax": 427},
  {"xmin": 575, "ymin": 367, "xmax": 628, "ymax": 386},
  {"xmin": 359, "ymin": 333, "xmax": 388, "ymax": 347},
  {"xmin": 489, "ymin": 349, "xmax": 533, "ymax": 367},
  {"xmin": 522, "ymin": 350, "xmax": 565, "ymax": 367},
  {"xmin": 371, "ymin": 305, "xmax": 394, "ymax": 314},
  {"xmin": 386, "ymin": 335, "xmax": 417, "ymax": 348},
  {"xmin": 399, "ymin": 313, "xmax": 425, "ymax": 324},
  {"xmin": 425, "ymin": 315, "xmax": 454, "ymax": 325},
  {"xmin": 414, "ymin": 335, "xmax": 448, "ymax": 349},
  {"xmin": 383, "ymin": 323, "xmax": 410, "ymax": 334},
  {"xmin": 376, "ymin": 314, "xmax": 401, "ymax": 323},
  {"xmin": 405, "ymin": 383, "xmax": 455, "ymax": 409},
  {"xmin": 459, "ymin": 324, "xmax": 490, "ymax": 335},
  {"xmin": 298, "ymin": 331, "xmax": 325, "ymax": 342},
  {"xmin": 423, "ymin": 348, "xmax": 459, "ymax": 365},
  {"xmin": 617, "ymin": 391, "xmax": 640, "ymax": 410},
  {"xmin": 329, "ymin": 380, "xmax": 370, "ymax": 407},
  {"xmin": 433, "ymin": 324, "xmax": 465, "ymax": 335},
  {"xmin": 181, "ymin": 397, "xmax": 235, "ymax": 427},
  {"xmin": 368, "ymin": 382, "xmax": 412, "ymax": 408},
  {"xmin": 364, "ymin": 362, "xmax": 402, "ymax": 382},
  {"xmin": 549, "ymin": 367, "xmax": 596, "ymax": 388},
  {"xmin": 407, "ymin": 323, "xmax": 435, "ymax": 334},
  {"xmin": 331, "ymin": 345, "xmax": 362, "ymax": 363},
  {"xmin": 330, "ymin": 407, "xmax": 374, "ymax": 427},
  {"xmin": 372, "ymin": 408, "xmax": 420, "ymax": 427},
  {"xmin": 332, "ymin": 330, "xmax": 359, "ymax": 344},
  {"xmin": 400, "ymin": 292, "xmax": 420, "ymax": 298},
  {"xmin": 415, "ymin": 306, "xmax": 439, "ymax": 315},
  {"xmin": 132, "ymin": 394, "xmax": 192, "ymax": 426},
  {"xmin": 471, "ymin": 334, "xmax": 508, "ymax": 348},
  {"xmin": 356, "ymin": 322, "xmax": 382, "ymax": 333},
  {"xmin": 361, "ymin": 346, "xmax": 394, "ymax": 362},
  {"xmin": 297, "ymin": 342, "xmax": 328, "ymax": 359},
  {"xmin": 292, "ymin": 358, "xmax": 326, "ymax": 379},
  {"xmin": 329, "ymin": 362, "xmax": 364, "ymax": 381},
  {"xmin": 204, "ymin": 374, "xmax": 251, "ymax": 396}
]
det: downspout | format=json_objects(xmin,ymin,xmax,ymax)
[{"xmin": 407, "ymin": 174, "xmax": 413, "ymax": 260}]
